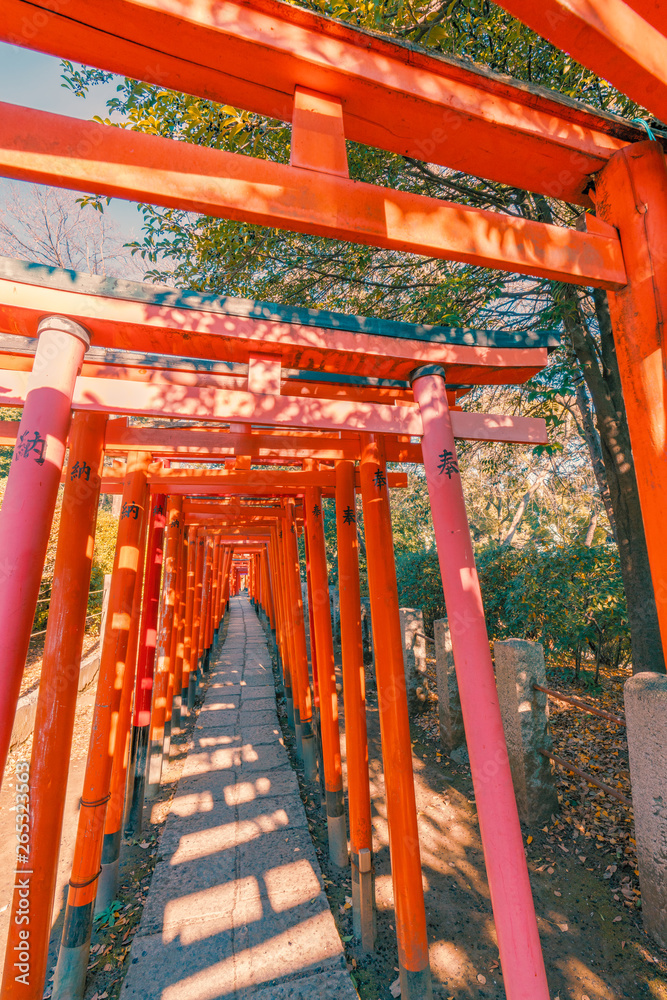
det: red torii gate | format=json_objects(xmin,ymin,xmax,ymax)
[{"xmin": 0, "ymin": 2, "xmax": 665, "ymax": 999}]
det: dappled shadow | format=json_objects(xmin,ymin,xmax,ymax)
[
  {"xmin": 344, "ymin": 657, "xmax": 666, "ymax": 999},
  {"xmin": 121, "ymin": 597, "xmax": 354, "ymax": 1000}
]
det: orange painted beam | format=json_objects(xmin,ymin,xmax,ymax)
[
  {"xmin": 0, "ymin": 404, "xmax": 547, "ymax": 452},
  {"xmin": 0, "ymin": 366, "xmax": 424, "ymax": 435},
  {"xmin": 625, "ymin": 0, "xmax": 667, "ymax": 34},
  {"xmin": 104, "ymin": 423, "xmax": 362, "ymax": 461},
  {"xmin": 1, "ymin": 404, "xmax": 548, "ymax": 458},
  {"xmin": 103, "ymin": 416, "xmax": 547, "ymax": 453},
  {"xmin": 1, "ymin": 0, "xmax": 651, "ymax": 203},
  {"xmin": 0, "ymin": 350, "xmax": 424, "ymax": 403},
  {"xmin": 496, "ymin": 0, "xmax": 667, "ymax": 125},
  {"xmin": 0, "ymin": 103, "xmax": 625, "ymax": 289},
  {"xmin": 100, "ymin": 466, "xmax": 409, "ymax": 490},
  {"xmin": 147, "ymin": 469, "xmax": 342, "ymax": 487},
  {"xmin": 0, "ymin": 367, "xmax": 544, "ymax": 443},
  {"xmin": 0, "ymin": 273, "xmax": 548, "ymax": 383},
  {"xmin": 184, "ymin": 506, "xmax": 286, "ymax": 519}
]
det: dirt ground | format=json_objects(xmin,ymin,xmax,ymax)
[
  {"xmin": 277, "ymin": 646, "xmax": 667, "ymax": 1000},
  {"xmin": 18, "ymin": 633, "xmax": 101, "ymax": 699}
]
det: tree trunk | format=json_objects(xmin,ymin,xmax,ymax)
[
  {"xmin": 500, "ymin": 468, "xmax": 548, "ymax": 547},
  {"xmin": 584, "ymin": 510, "xmax": 598, "ymax": 547},
  {"xmin": 561, "ymin": 286, "xmax": 665, "ymax": 675},
  {"xmin": 573, "ymin": 378, "xmax": 617, "ymax": 542},
  {"xmin": 531, "ymin": 194, "xmax": 664, "ymax": 675}
]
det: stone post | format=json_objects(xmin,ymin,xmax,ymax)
[
  {"xmin": 624, "ymin": 672, "xmax": 667, "ymax": 949},
  {"xmin": 494, "ymin": 639, "xmax": 558, "ymax": 824},
  {"xmin": 329, "ymin": 585, "xmax": 340, "ymax": 641},
  {"xmin": 360, "ymin": 604, "xmax": 373, "ymax": 665},
  {"xmin": 399, "ymin": 608, "xmax": 427, "ymax": 710},
  {"xmin": 434, "ymin": 619, "xmax": 465, "ymax": 751}
]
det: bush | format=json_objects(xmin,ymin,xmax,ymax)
[{"xmin": 395, "ymin": 542, "xmax": 629, "ymax": 673}]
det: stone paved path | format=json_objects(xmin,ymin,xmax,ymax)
[{"xmin": 121, "ymin": 597, "xmax": 358, "ymax": 1000}]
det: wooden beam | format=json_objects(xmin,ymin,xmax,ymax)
[
  {"xmin": 0, "ymin": 260, "xmax": 551, "ymax": 382},
  {"xmin": 0, "ymin": 350, "xmax": 420, "ymax": 404},
  {"xmin": 1, "ymin": 0, "xmax": 654, "ymax": 203},
  {"xmin": 0, "ymin": 103, "xmax": 626, "ymax": 289},
  {"xmin": 496, "ymin": 0, "xmax": 667, "ymax": 125},
  {"xmin": 101, "ymin": 466, "xmax": 408, "ymax": 489},
  {"xmin": 0, "ymin": 368, "xmax": 424, "ymax": 435},
  {"xmin": 0, "ymin": 400, "xmax": 547, "ymax": 448},
  {"xmin": 0, "ymin": 274, "xmax": 556, "ymax": 386}
]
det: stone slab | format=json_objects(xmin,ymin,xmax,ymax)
[
  {"xmin": 238, "ymin": 710, "xmax": 279, "ymax": 729},
  {"xmin": 239, "ymin": 698, "xmax": 277, "ymax": 714},
  {"xmin": 123, "ymin": 597, "xmax": 355, "ymax": 1000},
  {"xmin": 240, "ymin": 686, "xmax": 277, "ymax": 701},
  {"xmin": 239, "ymin": 724, "xmax": 283, "ymax": 746}
]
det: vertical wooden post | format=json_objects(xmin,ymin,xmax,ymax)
[
  {"xmin": 96, "ymin": 484, "xmax": 149, "ymax": 912},
  {"xmin": 170, "ymin": 526, "xmax": 187, "ymax": 731},
  {"xmin": 0, "ymin": 316, "xmax": 90, "ymax": 782},
  {"xmin": 210, "ymin": 534, "xmax": 221, "ymax": 646},
  {"xmin": 595, "ymin": 141, "xmax": 667, "ymax": 662},
  {"xmin": 148, "ymin": 495, "xmax": 182, "ymax": 794},
  {"xmin": 359, "ymin": 434, "xmax": 432, "ymax": 1000},
  {"xmin": 303, "ymin": 518, "xmax": 325, "ymax": 803},
  {"xmin": 125, "ymin": 493, "xmax": 166, "ymax": 836},
  {"xmin": 262, "ymin": 545, "xmax": 276, "ymax": 630},
  {"xmin": 411, "ymin": 369, "xmax": 549, "ymax": 1000},
  {"xmin": 1, "ymin": 412, "xmax": 106, "ymax": 1000},
  {"xmin": 200, "ymin": 532, "xmax": 214, "ymax": 672},
  {"xmin": 52, "ymin": 451, "xmax": 151, "ymax": 1000},
  {"xmin": 305, "ymin": 485, "xmax": 348, "ymax": 866},
  {"xmin": 278, "ymin": 521, "xmax": 296, "ymax": 730},
  {"xmin": 219, "ymin": 545, "xmax": 232, "ymax": 623},
  {"xmin": 189, "ymin": 528, "xmax": 205, "ymax": 709},
  {"xmin": 181, "ymin": 525, "xmax": 197, "ymax": 718},
  {"xmin": 269, "ymin": 529, "xmax": 287, "ymax": 688},
  {"xmin": 336, "ymin": 459, "xmax": 375, "ymax": 948},
  {"xmin": 284, "ymin": 501, "xmax": 313, "ymax": 768}
]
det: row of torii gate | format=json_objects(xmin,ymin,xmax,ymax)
[
  {"xmin": 0, "ymin": 271, "xmax": 550, "ymax": 1000},
  {"xmin": 1, "ymin": 1, "xmax": 667, "ymax": 999}
]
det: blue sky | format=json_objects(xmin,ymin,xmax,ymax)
[{"xmin": 0, "ymin": 42, "xmax": 142, "ymax": 239}]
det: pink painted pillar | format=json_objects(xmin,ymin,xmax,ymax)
[
  {"xmin": 0, "ymin": 315, "xmax": 89, "ymax": 784},
  {"xmin": 411, "ymin": 365, "xmax": 550, "ymax": 1000}
]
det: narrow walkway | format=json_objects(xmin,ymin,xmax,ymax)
[{"xmin": 121, "ymin": 597, "xmax": 357, "ymax": 1000}]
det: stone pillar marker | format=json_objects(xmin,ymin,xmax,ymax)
[
  {"xmin": 329, "ymin": 585, "xmax": 340, "ymax": 640},
  {"xmin": 624, "ymin": 672, "xmax": 667, "ymax": 949},
  {"xmin": 434, "ymin": 618, "xmax": 465, "ymax": 751},
  {"xmin": 399, "ymin": 607, "xmax": 427, "ymax": 708},
  {"xmin": 494, "ymin": 639, "xmax": 558, "ymax": 824}
]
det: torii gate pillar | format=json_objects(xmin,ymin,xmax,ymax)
[
  {"xmin": 595, "ymin": 140, "xmax": 667, "ymax": 666},
  {"xmin": 411, "ymin": 365, "xmax": 550, "ymax": 1000},
  {"xmin": 0, "ymin": 315, "xmax": 90, "ymax": 782}
]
